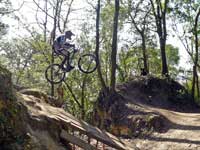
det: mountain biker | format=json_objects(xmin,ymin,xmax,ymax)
[{"xmin": 53, "ymin": 30, "xmax": 77, "ymax": 71}]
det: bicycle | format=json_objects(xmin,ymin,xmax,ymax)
[{"xmin": 45, "ymin": 47, "xmax": 98, "ymax": 84}]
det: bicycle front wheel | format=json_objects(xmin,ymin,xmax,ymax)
[
  {"xmin": 45, "ymin": 64, "xmax": 65, "ymax": 84},
  {"xmin": 78, "ymin": 54, "xmax": 98, "ymax": 74}
]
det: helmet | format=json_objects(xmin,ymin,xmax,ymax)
[
  {"xmin": 65, "ymin": 30, "xmax": 74, "ymax": 40},
  {"xmin": 65, "ymin": 30, "xmax": 74, "ymax": 36}
]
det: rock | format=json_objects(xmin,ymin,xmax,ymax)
[
  {"xmin": 0, "ymin": 65, "xmax": 70, "ymax": 149},
  {"xmin": 147, "ymin": 114, "xmax": 166, "ymax": 132},
  {"xmin": 13, "ymin": 93, "xmax": 72, "ymax": 150},
  {"xmin": 20, "ymin": 88, "xmax": 64, "ymax": 107},
  {"xmin": 0, "ymin": 65, "xmax": 15, "ymax": 101},
  {"xmin": 0, "ymin": 65, "xmax": 20, "ymax": 149},
  {"xmin": 20, "ymin": 88, "xmax": 49, "ymax": 103}
]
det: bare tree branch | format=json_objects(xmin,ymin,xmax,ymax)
[
  {"xmin": 32, "ymin": 0, "xmax": 54, "ymax": 19},
  {"xmin": 63, "ymin": 0, "xmax": 74, "ymax": 32}
]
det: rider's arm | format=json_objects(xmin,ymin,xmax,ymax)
[{"xmin": 64, "ymin": 42, "xmax": 75, "ymax": 48}]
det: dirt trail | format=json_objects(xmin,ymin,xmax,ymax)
[{"xmin": 124, "ymin": 94, "xmax": 200, "ymax": 150}]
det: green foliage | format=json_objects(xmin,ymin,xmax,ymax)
[
  {"xmin": 0, "ymin": 0, "xmax": 12, "ymax": 14},
  {"xmin": 0, "ymin": 0, "xmax": 12, "ymax": 39},
  {"xmin": 117, "ymin": 44, "xmax": 180, "ymax": 81},
  {"xmin": 148, "ymin": 47, "xmax": 162, "ymax": 75},
  {"xmin": 118, "ymin": 46, "xmax": 140, "ymax": 82},
  {"xmin": 101, "ymin": 3, "xmax": 114, "ymax": 41},
  {"xmin": 0, "ymin": 34, "xmax": 51, "ymax": 89},
  {"xmin": 171, "ymin": 0, "xmax": 200, "ymax": 27},
  {"xmin": 166, "ymin": 44, "xmax": 180, "ymax": 77},
  {"xmin": 183, "ymin": 79, "xmax": 200, "ymax": 105},
  {"xmin": 148, "ymin": 44, "xmax": 180, "ymax": 76}
]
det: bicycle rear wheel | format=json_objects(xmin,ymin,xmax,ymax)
[
  {"xmin": 78, "ymin": 54, "xmax": 98, "ymax": 74},
  {"xmin": 45, "ymin": 64, "xmax": 65, "ymax": 84}
]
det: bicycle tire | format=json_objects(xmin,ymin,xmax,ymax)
[
  {"xmin": 78, "ymin": 54, "xmax": 98, "ymax": 74},
  {"xmin": 45, "ymin": 64, "xmax": 66, "ymax": 84}
]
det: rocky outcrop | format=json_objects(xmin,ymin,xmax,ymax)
[
  {"xmin": 0, "ymin": 65, "xmax": 20, "ymax": 149},
  {"xmin": 0, "ymin": 65, "xmax": 16, "ymax": 101},
  {"xmin": 16, "ymin": 94, "xmax": 70, "ymax": 150},
  {"xmin": 19, "ymin": 88, "xmax": 64, "ymax": 107},
  {"xmin": 17, "ymin": 93, "xmax": 131, "ymax": 150},
  {"xmin": 0, "ymin": 65, "xmax": 70, "ymax": 149}
]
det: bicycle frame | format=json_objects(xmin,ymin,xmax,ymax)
[{"xmin": 56, "ymin": 48, "xmax": 76, "ymax": 72}]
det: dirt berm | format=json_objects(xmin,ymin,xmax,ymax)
[{"xmin": 94, "ymin": 76, "xmax": 200, "ymax": 150}]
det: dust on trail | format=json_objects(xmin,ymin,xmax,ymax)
[{"xmin": 123, "ymin": 94, "xmax": 200, "ymax": 150}]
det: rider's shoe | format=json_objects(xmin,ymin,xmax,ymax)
[
  {"xmin": 66, "ymin": 65, "xmax": 74, "ymax": 72},
  {"xmin": 74, "ymin": 48, "xmax": 78, "ymax": 53}
]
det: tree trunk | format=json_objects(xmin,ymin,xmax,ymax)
[
  {"xmin": 192, "ymin": 65, "xmax": 196, "ymax": 100},
  {"xmin": 196, "ymin": 70, "xmax": 199, "ymax": 98},
  {"xmin": 141, "ymin": 33, "xmax": 148, "ymax": 73},
  {"xmin": 50, "ymin": 0, "xmax": 61, "ymax": 97},
  {"xmin": 110, "ymin": 0, "xmax": 119, "ymax": 92},
  {"xmin": 150, "ymin": 0, "xmax": 169, "ymax": 75},
  {"xmin": 95, "ymin": 0, "xmax": 107, "ymax": 91},
  {"xmin": 51, "ymin": 46, "xmax": 55, "ymax": 97},
  {"xmin": 160, "ymin": 39, "xmax": 168, "ymax": 75},
  {"xmin": 192, "ymin": 7, "xmax": 200, "ymax": 100},
  {"xmin": 50, "ymin": 16, "xmax": 57, "ymax": 97},
  {"xmin": 80, "ymin": 74, "xmax": 88, "ymax": 120},
  {"xmin": 128, "ymin": 1, "xmax": 151, "ymax": 75}
]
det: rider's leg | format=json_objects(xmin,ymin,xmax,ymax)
[
  {"xmin": 66, "ymin": 52, "xmax": 70, "ymax": 67},
  {"xmin": 61, "ymin": 56, "xmax": 68, "ymax": 70},
  {"xmin": 61, "ymin": 51, "xmax": 74, "ymax": 71},
  {"xmin": 66, "ymin": 52, "xmax": 74, "ymax": 70}
]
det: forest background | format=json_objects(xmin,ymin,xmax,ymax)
[{"xmin": 0, "ymin": 0, "xmax": 200, "ymax": 121}]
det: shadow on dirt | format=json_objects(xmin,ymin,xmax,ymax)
[{"xmin": 138, "ymin": 135, "xmax": 200, "ymax": 145}]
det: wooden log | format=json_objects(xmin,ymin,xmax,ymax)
[{"xmin": 60, "ymin": 130, "xmax": 96, "ymax": 150}]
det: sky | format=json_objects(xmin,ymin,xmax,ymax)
[
  {"xmin": 6, "ymin": 0, "xmax": 91, "ymax": 35},
  {"xmin": 5, "ymin": 0, "xmax": 191, "ymax": 71}
]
